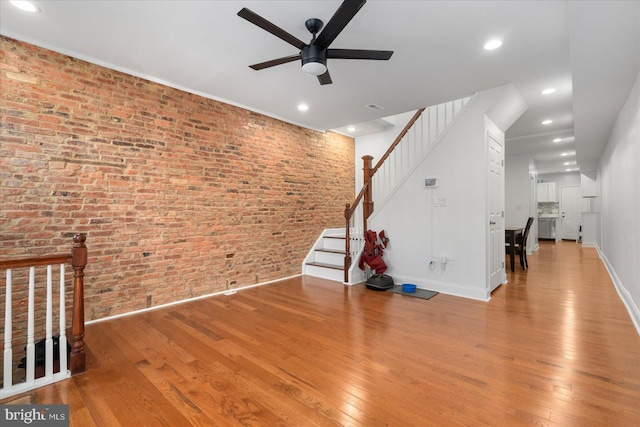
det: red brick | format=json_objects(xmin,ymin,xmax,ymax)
[{"xmin": 1, "ymin": 35, "xmax": 355, "ymax": 321}]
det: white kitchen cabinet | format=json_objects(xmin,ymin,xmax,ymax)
[{"xmin": 537, "ymin": 182, "xmax": 557, "ymax": 202}]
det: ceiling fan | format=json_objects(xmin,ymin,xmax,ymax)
[{"xmin": 237, "ymin": 0, "xmax": 393, "ymax": 85}]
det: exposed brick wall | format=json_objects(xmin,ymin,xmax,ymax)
[{"xmin": 0, "ymin": 36, "xmax": 355, "ymax": 321}]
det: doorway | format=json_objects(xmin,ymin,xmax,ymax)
[{"xmin": 560, "ymin": 186, "xmax": 581, "ymax": 240}]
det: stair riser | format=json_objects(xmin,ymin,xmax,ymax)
[
  {"xmin": 314, "ymin": 251, "xmax": 344, "ymax": 265},
  {"xmin": 322, "ymin": 238, "xmax": 345, "ymax": 251},
  {"xmin": 305, "ymin": 264, "xmax": 344, "ymax": 282}
]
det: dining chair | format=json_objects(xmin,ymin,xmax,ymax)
[{"xmin": 516, "ymin": 217, "xmax": 534, "ymax": 269}]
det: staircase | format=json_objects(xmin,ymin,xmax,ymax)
[
  {"xmin": 302, "ymin": 95, "xmax": 474, "ymax": 284},
  {"xmin": 302, "ymin": 229, "xmax": 346, "ymax": 282}
]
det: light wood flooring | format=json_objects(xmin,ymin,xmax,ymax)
[{"xmin": 3, "ymin": 240, "xmax": 640, "ymax": 426}]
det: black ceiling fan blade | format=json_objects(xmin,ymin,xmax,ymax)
[
  {"xmin": 314, "ymin": 0, "xmax": 366, "ymax": 48},
  {"xmin": 238, "ymin": 8, "xmax": 306, "ymax": 50},
  {"xmin": 317, "ymin": 70, "xmax": 332, "ymax": 85},
  {"xmin": 327, "ymin": 49, "xmax": 394, "ymax": 60},
  {"xmin": 249, "ymin": 54, "xmax": 301, "ymax": 71}
]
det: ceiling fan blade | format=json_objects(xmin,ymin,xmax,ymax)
[
  {"xmin": 238, "ymin": 8, "xmax": 306, "ymax": 50},
  {"xmin": 249, "ymin": 54, "xmax": 301, "ymax": 71},
  {"xmin": 317, "ymin": 70, "xmax": 332, "ymax": 85},
  {"xmin": 327, "ymin": 49, "xmax": 394, "ymax": 60},
  {"xmin": 314, "ymin": 0, "xmax": 366, "ymax": 48}
]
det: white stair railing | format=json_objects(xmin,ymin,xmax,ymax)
[
  {"xmin": 1, "ymin": 234, "xmax": 87, "ymax": 399},
  {"xmin": 371, "ymin": 96, "xmax": 471, "ymax": 211},
  {"xmin": 345, "ymin": 96, "xmax": 472, "ymax": 283},
  {"xmin": 2, "ymin": 263, "xmax": 70, "ymax": 399}
]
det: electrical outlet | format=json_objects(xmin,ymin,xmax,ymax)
[{"xmin": 433, "ymin": 197, "xmax": 447, "ymax": 207}]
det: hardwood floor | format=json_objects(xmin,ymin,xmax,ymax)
[{"xmin": 3, "ymin": 241, "xmax": 639, "ymax": 426}]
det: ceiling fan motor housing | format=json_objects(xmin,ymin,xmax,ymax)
[{"xmin": 301, "ymin": 45, "xmax": 327, "ymax": 75}]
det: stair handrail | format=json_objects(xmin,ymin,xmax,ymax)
[
  {"xmin": 371, "ymin": 108, "xmax": 426, "ymax": 175},
  {"xmin": 343, "ymin": 108, "xmax": 426, "ymax": 282},
  {"xmin": 342, "ymin": 96, "xmax": 472, "ymax": 283}
]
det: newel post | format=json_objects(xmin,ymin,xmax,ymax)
[
  {"xmin": 344, "ymin": 203, "xmax": 352, "ymax": 283},
  {"xmin": 362, "ymin": 155, "xmax": 374, "ymax": 230},
  {"xmin": 70, "ymin": 233, "xmax": 87, "ymax": 375}
]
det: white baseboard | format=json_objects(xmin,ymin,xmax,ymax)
[
  {"xmin": 87, "ymin": 274, "xmax": 302, "ymax": 325},
  {"xmin": 599, "ymin": 247, "xmax": 640, "ymax": 336},
  {"xmin": 389, "ymin": 274, "xmax": 491, "ymax": 301}
]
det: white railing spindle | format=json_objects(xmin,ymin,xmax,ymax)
[
  {"xmin": 45, "ymin": 265, "xmax": 53, "ymax": 378},
  {"xmin": 3, "ymin": 270, "xmax": 13, "ymax": 389},
  {"xmin": 59, "ymin": 263, "xmax": 68, "ymax": 374},
  {"xmin": 26, "ymin": 266, "xmax": 35, "ymax": 383}
]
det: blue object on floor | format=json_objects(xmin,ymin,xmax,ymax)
[{"xmin": 402, "ymin": 283, "xmax": 417, "ymax": 293}]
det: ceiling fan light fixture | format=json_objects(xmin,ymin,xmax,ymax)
[{"xmin": 301, "ymin": 61, "xmax": 327, "ymax": 76}]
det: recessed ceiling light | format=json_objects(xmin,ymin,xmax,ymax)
[
  {"xmin": 10, "ymin": 0, "xmax": 40, "ymax": 13},
  {"xmin": 484, "ymin": 39, "xmax": 503, "ymax": 50},
  {"xmin": 297, "ymin": 103, "xmax": 309, "ymax": 112},
  {"xmin": 563, "ymin": 162, "xmax": 571, "ymax": 165},
  {"xmin": 561, "ymin": 152, "xmax": 572, "ymax": 156},
  {"xmin": 541, "ymin": 88, "xmax": 556, "ymax": 95},
  {"xmin": 347, "ymin": 126, "xmax": 356, "ymax": 132},
  {"xmin": 542, "ymin": 119, "xmax": 553, "ymax": 125},
  {"xmin": 553, "ymin": 138, "xmax": 563, "ymax": 143}
]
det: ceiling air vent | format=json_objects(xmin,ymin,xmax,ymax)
[{"xmin": 366, "ymin": 103, "xmax": 384, "ymax": 111}]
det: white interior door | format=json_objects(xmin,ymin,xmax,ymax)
[
  {"xmin": 561, "ymin": 186, "xmax": 581, "ymax": 240},
  {"xmin": 488, "ymin": 130, "xmax": 504, "ymax": 291}
]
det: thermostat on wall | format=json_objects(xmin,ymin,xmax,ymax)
[{"xmin": 424, "ymin": 178, "xmax": 439, "ymax": 188}]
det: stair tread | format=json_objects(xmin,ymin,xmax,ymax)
[
  {"xmin": 306, "ymin": 261, "xmax": 343, "ymax": 270},
  {"xmin": 324, "ymin": 235, "xmax": 346, "ymax": 239},
  {"xmin": 315, "ymin": 248, "xmax": 345, "ymax": 254}
]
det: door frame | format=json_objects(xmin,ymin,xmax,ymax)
[
  {"xmin": 486, "ymin": 127, "xmax": 505, "ymax": 293},
  {"xmin": 560, "ymin": 185, "xmax": 582, "ymax": 240}
]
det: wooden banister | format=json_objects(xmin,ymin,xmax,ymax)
[
  {"xmin": 70, "ymin": 234, "xmax": 87, "ymax": 375},
  {"xmin": 0, "ymin": 255, "xmax": 72, "ymax": 269},
  {"xmin": 343, "ymin": 108, "xmax": 426, "ymax": 283},
  {"xmin": 371, "ymin": 108, "xmax": 425, "ymax": 175},
  {"xmin": 344, "ymin": 204, "xmax": 352, "ymax": 283},
  {"xmin": 0, "ymin": 234, "xmax": 87, "ymax": 376}
]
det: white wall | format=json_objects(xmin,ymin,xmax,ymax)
[
  {"xmin": 599, "ymin": 70, "xmax": 640, "ymax": 333},
  {"xmin": 362, "ymin": 85, "xmax": 526, "ymax": 301},
  {"xmin": 505, "ymin": 154, "xmax": 533, "ymax": 228},
  {"xmin": 505, "ymin": 154, "xmax": 538, "ymax": 253}
]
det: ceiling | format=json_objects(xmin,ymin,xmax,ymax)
[{"xmin": 1, "ymin": 1, "xmax": 638, "ymax": 175}]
